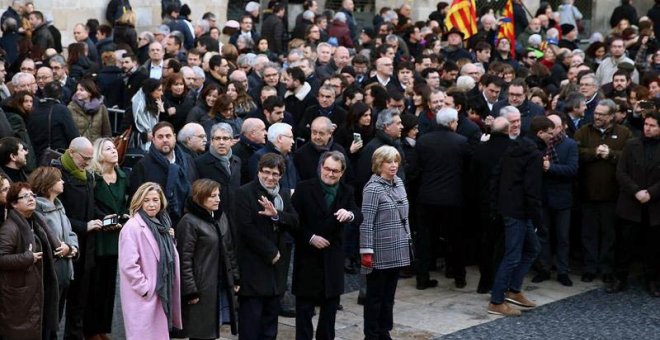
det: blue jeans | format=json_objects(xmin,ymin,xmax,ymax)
[{"xmin": 491, "ymin": 217, "xmax": 541, "ymax": 304}]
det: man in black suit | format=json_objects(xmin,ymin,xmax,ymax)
[
  {"xmin": 294, "ymin": 117, "xmax": 351, "ymax": 181},
  {"xmin": 234, "ymin": 153, "xmax": 298, "ymax": 340},
  {"xmin": 445, "ymin": 87, "xmax": 482, "ymax": 146},
  {"xmin": 564, "ymin": 93, "xmax": 589, "ymax": 138},
  {"xmin": 415, "ymin": 107, "xmax": 472, "ymax": 289},
  {"xmin": 233, "ymin": 118, "xmax": 267, "ymax": 185},
  {"xmin": 195, "ymin": 122, "xmax": 241, "ymax": 216},
  {"xmin": 120, "ymin": 52, "xmax": 148, "ymax": 111},
  {"xmin": 297, "ymin": 85, "xmax": 347, "ymax": 142},
  {"xmin": 491, "ymin": 78, "xmax": 545, "ymax": 136},
  {"xmin": 291, "ymin": 151, "xmax": 362, "ymax": 340}
]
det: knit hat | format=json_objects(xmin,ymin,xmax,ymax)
[{"xmin": 560, "ymin": 24, "xmax": 575, "ymax": 36}]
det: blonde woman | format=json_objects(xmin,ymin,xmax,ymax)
[{"xmin": 118, "ymin": 182, "xmax": 181, "ymax": 339}]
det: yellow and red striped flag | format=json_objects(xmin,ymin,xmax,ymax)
[
  {"xmin": 444, "ymin": 0, "xmax": 478, "ymax": 39},
  {"xmin": 497, "ymin": 0, "xmax": 516, "ymax": 57}
]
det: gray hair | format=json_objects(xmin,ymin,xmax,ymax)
[
  {"xmin": 580, "ymin": 73, "xmax": 597, "ymax": 85},
  {"xmin": 237, "ymin": 53, "xmax": 256, "ymax": 67},
  {"xmin": 499, "ymin": 105, "xmax": 521, "ymax": 119},
  {"xmin": 303, "ymin": 10, "xmax": 315, "ymax": 21},
  {"xmin": 456, "ymin": 76, "xmax": 476, "ymax": 92},
  {"xmin": 491, "ymin": 117, "xmax": 510, "ymax": 133},
  {"xmin": 480, "ymin": 14, "xmax": 496, "ymax": 25},
  {"xmin": 319, "ymin": 150, "xmax": 347, "ymax": 172},
  {"xmin": 177, "ymin": 123, "xmax": 204, "ymax": 143},
  {"xmin": 436, "ymin": 107, "xmax": 458, "ymax": 127},
  {"xmin": 195, "ymin": 19, "xmax": 210, "ymax": 34},
  {"xmin": 241, "ymin": 118, "xmax": 263, "ymax": 134},
  {"xmin": 191, "ymin": 66, "xmax": 205, "ymax": 80},
  {"xmin": 382, "ymin": 10, "xmax": 397, "ymax": 22},
  {"xmin": 375, "ymin": 108, "xmax": 401, "ymax": 130},
  {"xmin": 237, "ymin": 35, "xmax": 255, "ymax": 49},
  {"xmin": 597, "ymin": 99, "xmax": 618, "ymax": 115},
  {"xmin": 385, "ymin": 34, "xmax": 398, "ymax": 45},
  {"xmin": 288, "ymin": 48, "xmax": 304, "ymax": 60},
  {"xmin": 11, "ymin": 72, "xmax": 32, "ymax": 86},
  {"xmin": 139, "ymin": 31, "xmax": 155, "ymax": 44},
  {"xmin": 267, "ymin": 123, "xmax": 292, "ymax": 144},
  {"xmin": 316, "ymin": 42, "xmax": 332, "ymax": 52},
  {"xmin": 211, "ymin": 122, "xmax": 234, "ymax": 137},
  {"xmin": 311, "ymin": 116, "xmax": 334, "ymax": 133},
  {"xmin": 260, "ymin": 62, "xmax": 280, "ymax": 77},
  {"xmin": 333, "ymin": 12, "xmax": 347, "ymax": 23},
  {"xmin": 2, "ymin": 17, "xmax": 17, "ymax": 32},
  {"xmin": 49, "ymin": 54, "xmax": 66, "ymax": 66}
]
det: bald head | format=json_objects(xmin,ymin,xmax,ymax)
[
  {"xmin": 68, "ymin": 137, "xmax": 93, "ymax": 170},
  {"xmin": 311, "ymin": 116, "xmax": 334, "ymax": 132},
  {"xmin": 491, "ymin": 117, "xmax": 510, "ymax": 134},
  {"xmin": 241, "ymin": 117, "xmax": 267, "ymax": 144},
  {"xmin": 333, "ymin": 46, "xmax": 350, "ymax": 68}
]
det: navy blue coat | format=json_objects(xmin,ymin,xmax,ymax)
[{"xmin": 542, "ymin": 136, "xmax": 579, "ymax": 210}]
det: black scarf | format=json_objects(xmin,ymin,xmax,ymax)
[
  {"xmin": 138, "ymin": 209, "xmax": 175, "ymax": 329},
  {"xmin": 148, "ymin": 144, "xmax": 190, "ymax": 220}
]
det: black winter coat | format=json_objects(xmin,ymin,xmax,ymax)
[
  {"xmin": 112, "ymin": 22, "xmax": 138, "ymax": 54},
  {"xmin": 616, "ymin": 137, "xmax": 660, "ymax": 226},
  {"xmin": 234, "ymin": 180, "xmax": 298, "ymax": 297},
  {"xmin": 0, "ymin": 210, "xmax": 60, "ymax": 339},
  {"xmin": 194, "ymin": 152, "xmax": 241, "ymax": 216},
  {"xmin": 491, "ymin": 99, "xmax": 545, "ymax": 136},
  {"xmin": 297, "ymin": 105, "xmax": 348, "ymax": 142},
  {"xmin": 293, "ymin": 141, "xmax": 350, "ymax": 181},
  {"xmin": 176, "ymin": 200, "xmax": 240, "ymax": 337},
  {"xmin": 291, "ymin": 179, "xmax": 362, "ymax": 298},
  {"xmin": 96, "ymin": 65, "xmax": 125, "ymax": 109},
  {"xmin": 161, "ymin": 90, "xmax": 195, "ymax": 132},
  {"xmin": 27, "ymin": 99, "xmax": 80, "ymax": 161},
  {"xmin": 492, "ymin": 137, "xmax": 543, "ymax": 225},
  {"xmin": 416, "ymin": 125, "xmax": 471, "ymax": 206},
  {"xmin": 468, "ymin": 133, "xmax": 512, "ymax": 211},
  {"xmin": 232, "ymin": 137, "xmax": 263, "ymax": 185}
]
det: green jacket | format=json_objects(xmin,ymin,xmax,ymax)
[{"xmin": 93, "ymin": 167, "xmax": 129, "ymax": 256}]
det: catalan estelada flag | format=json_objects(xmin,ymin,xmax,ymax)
[
  {"xmin": 444, "ymin": 0, "xmax": 478, "ymax": 39},
  {"xmin": 497, "ymin": 0, "xmax": 516, "ymax": 57}
]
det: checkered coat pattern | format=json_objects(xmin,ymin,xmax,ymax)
[{"xmin": 360, "ymin": 174, "xmax": 412, "ymax": 274}]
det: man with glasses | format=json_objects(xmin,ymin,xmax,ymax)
[
  {"xmin": 234, "ymin": 118, "xmax": 267, "ymax": 185},
  {"xmin": 129, "ymin": 121, "xmax": 197, "ymax": 223},
  {"xmin": 573, "ymin": 99, "xmax": 632, "ymax": 285},
  {"xmin": 492, "ymin": 78, "xmax": 544, "ymax": 136},
  {"xmin": 291, "ymin": 151, "xmax": 361, "ymax": 340},
  {"xmin": 365, "ymin": 57, "xmax": 401, "ymax": 95},
  {"xmin": 230, "ymin": 14, "xmax": 259, "ymax": 47},
  {"xmin": 234, "ymin": 152, "xmax": 298, "ymax": 340},
  {"xmin": 176, "ymin": 122, "xmax": 206, "ymax": 159},
  {"xmin": 55, "ymin": 136, "xmax": 103, "ymax": 339},
  {"xmin": 196, "ymin": 122, "xmax": 242, "ymax": 211},
  {"xmin": 248, "ymin": 122, "xmax": 298, "ymax": 192}
]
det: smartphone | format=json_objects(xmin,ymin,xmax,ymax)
[
  {"xmin": 353, "ymin": 133, "xmax": 362, "ymax": 143},
  {"xmin": 102, "ymin": 215, "xmax": 119, "ymax": 227},
  {"xmin": 639, "ymin": 100, "xmax": 655, "ymax": 111}
]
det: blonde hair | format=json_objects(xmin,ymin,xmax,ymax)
[
  {"xmin": 90, "ymin": 138, "xmax": 115, "ymax": 174},
  {"xmin": 118, "ymin": 10, "xmax": 137, "ymax": 27},
  {"xmin": 371, "ymin": 145, "xmax": 401, "ymax": 174},
  {"xmin": 129, "ymin": 182, "xmax": 168, "ymax": 216}
]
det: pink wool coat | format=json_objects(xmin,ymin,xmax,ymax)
[{"xmin": 118, "ymin": 214, "xmax": 182, "ymax": 340}]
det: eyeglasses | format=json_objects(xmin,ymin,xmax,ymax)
[
  {"xmin": 212, "ymin": 136, "xmax": 233, "ymax": 142},
  {"xmin": 322, "ymin": 166, "xmax": 343, "ymax": 174},
  {"xmin": 17, "ymin": 193, "xmax": 37, "ymax": 201},
  {"xmin": 259, "ymin": 169, "xmax": 281, "ymax": 178},
  {"xmin": 77, "ymin": 152, "xmax": 93, "ymax": 161}
]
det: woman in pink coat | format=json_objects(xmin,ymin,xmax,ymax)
[{"xmin": 119, "ymin": 182, "xmax": 182, "ymax": 339}]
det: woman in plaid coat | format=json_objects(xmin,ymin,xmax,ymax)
[{"xmin": 360, "ymin": 145, "xmax": 412, "ymax": 340}]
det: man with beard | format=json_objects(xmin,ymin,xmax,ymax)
[
  {"xmin": 0, "ymin": 137, "xmax": 29, "ymax": 182},
  {"xmin": 574, "ymin": 99, "xmax": 633, "ymax": 284},
  {"xmin": 120, "ymin": 52, "xmax": 148, "ymax": 109},
  {"xmin": 284, "ymin": 67, "xmax": 317, "ymax": 126},
  {"xmin": 603, "ymin": 70, "xmax": 633, "ymax": 101},
  {"xmin": 129, "ymin": 122, "xmax": 197, "ymax": 223}
]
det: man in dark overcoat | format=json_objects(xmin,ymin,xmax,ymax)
[
  {"xmin": 234, "ymin": 153, "xmax": 299, "ymax": 340},
  {"xmin": 291, "ymin": 151, "xmax": 362, "ymax": 340}
]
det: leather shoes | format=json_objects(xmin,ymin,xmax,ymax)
[
  {"xmin": 416, "ymin": 279, "xmax": 438, "ymax": 290},
  {"xmin": 557, "ymin": 274, "xmax": 573, "ymax": 287},
  {"xmin": 532, "ymin": 270, "xmax": 551, "ymax": 283},
  {"xmin": 605, "ymin": 279, "xmax": 627, "ymax": 294},
  {"xmin": 602, "ymin": 274, "xmax": 615, "ymax": 284},
  {"xmin": 581, "ymin": 272, "xmax": 596, "ymax": 282}
]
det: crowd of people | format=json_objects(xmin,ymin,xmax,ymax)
[{"xmin": 0, "ymin": 0, "xmax": 659, "ymax": 339}]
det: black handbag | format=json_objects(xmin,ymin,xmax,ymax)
[{"xmin": 39, "ymin": 105, "xmax": 64, "ymax": 166}]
